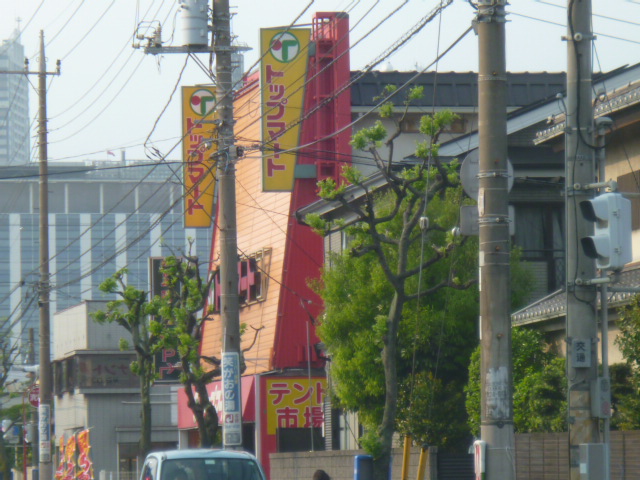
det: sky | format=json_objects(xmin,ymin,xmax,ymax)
[{"xmin": 1, "ymin": 0, "xmax": 640, "ymax": 163}]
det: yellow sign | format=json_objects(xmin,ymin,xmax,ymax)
[
  {"xmin": 265, "ymin": 377, "xmax": 326, "ymax": 435},
  {"xmin": 182, "ymin": 86, "xmax": 218, "ymax": 227},
  {"xmin": 260, "ymin": 28, "xmax": 310, "ymax": 191}
]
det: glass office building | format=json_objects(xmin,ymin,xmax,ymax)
[{"xmin": 0, "ymin": 161, "xmax": 213, "ymax": 360}]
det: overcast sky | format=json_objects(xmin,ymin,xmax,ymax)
[{"xmin": 1, "ymin": 0, "xmax": 639, "ymax": 163}]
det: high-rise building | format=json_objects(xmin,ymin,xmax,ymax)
[
  {"xmin": 0, "ymin": 160, "xmax": 213, "ymax": 360},
  {"xmin": 0, "ymin": 30, "xmax": 30, "ymax": 166}
]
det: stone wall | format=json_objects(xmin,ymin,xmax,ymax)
[{"xmin": 270, "ymin": 447, "xmax": 437, "ymax": 480}]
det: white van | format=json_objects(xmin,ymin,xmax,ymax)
[{"xmin": 140, "ymin": 449, "xmax": 267, "ymax": 480}]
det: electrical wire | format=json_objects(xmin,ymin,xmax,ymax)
[{"xmin": 59, "ymin": 0, "xmax": 117, "ymax": 61}]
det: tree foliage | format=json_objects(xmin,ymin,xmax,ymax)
[
  {"xmin": 465, "ymin": 326, "xmax": 566, "ymax": 437},
  {"xmin": 0, "ymin": 320, "xmax": 24, "ymax": 480},
  {"xmin": 92, "ymin": 270, "xmax": 161, "ymax": 459},
  {"xmin": 308, "ymin": 82, "xmax": 483, "ymax": 479},
  {"xmin": 613, "ymin": 296, "xmax": 640, "ymax": 430},
  {"xmin": 146, "ymin": 253, "xmax": 221, "ymax": 447}
]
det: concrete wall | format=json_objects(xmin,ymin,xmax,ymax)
[
  {"xmin": 53, "ymin": 300, "xmax": 133, "ymax": 357},
  {"xmin": 270, "ymin": 447, "xmax": 437, "ymax": 480}
]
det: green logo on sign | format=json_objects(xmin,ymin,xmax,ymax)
[
  {"xmin": 269, "ymin": 32, "xmax": 301, "ymax": 63},
  {"xmin": 190, "ymin": 89, "xmax": 216, "ymax": 116}
]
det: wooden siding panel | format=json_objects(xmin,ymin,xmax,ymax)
[{"xmin": 201, "ymin": 81, "xmax": 292, "ymax": 375}]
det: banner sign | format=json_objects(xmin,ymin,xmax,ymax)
[
  {"xmin": 260, "ymin": 28, "xmax": 310, "ymax": 191},
  {"xmin": 39, "ymin": 404, "xmax": 51, "ymax": 462},
  {"xmin": 182, "ymin": 86, "xmax": 218, "ymax": 227},
  {"xmin": 77, "ymin": 430, "xmax": 94, "ymax": 480},
  {"xmin": 265, "ymin": 378, "xmax": 326, "ymax": 435},
  {"xmin": 222, "ymin": 352, "xmax": 242, "ymax": 446},
  {"xmin": 54, "ymin": 429, "xmax": 94, "ymax": 480}
]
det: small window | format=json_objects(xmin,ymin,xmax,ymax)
[{"xmin": 141, "ymin": 458, "xmax": 159, "ymax": 480}]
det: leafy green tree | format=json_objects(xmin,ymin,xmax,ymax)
[
  {"xmin": 146, "ymin": 254, "xmax": 221, "ymax": 447},
  {"xmin": 145, "ymin": 248, "xmax": 262, "ymax": 447},
  {"xmin": 613, "ymin": 296, "xmax": 640, "ymax": 429},
  {"xmin": 465, "ymin": 326, "xmax": 566, "ymax": 436},
  {"xmin": 616, "ymin": 295, "xmax": 640, "ymax": 371},
  {"xmin": 609, "ymin": 363, "xmax": 640, "ymax": 430},
  {"xmin": 0, "ymin": 322, "xmax": 24, "ymax": 480},
  {"xmin": 92, "ymin": 270, "xmax": 160, "ymax": 459},
  {"xmin": 308, "ymin": 85, "xmax": 480, "ymax": 478}
]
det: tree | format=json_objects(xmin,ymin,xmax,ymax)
[
  {"xmin": 146, "ymin": 249, "xmax": 262, "ymax": 447},
  {"xmin": 92, "ymin": 270, "xmax": 160, "ymax": 459},
  {"xmin": 613, "ymin": 295, "xmax": 640, "ymax": 429},
  {"xmin": 146, "ymin": 253, "xmax": 221, "ymax": 447},
  {"xmin": 465, "ymin": 326, "xmax": 566, "ymax": 436},
  {"xmin": 307, "ymin": 87, "xmax": 479, "ymax": 478},
  {"xmin": 609, "ymin": 363, "xmax": 640, "ymax": 430},
  {"xmin": 0, "ymin": 318, "xmax": 21, "ymax": 478}
]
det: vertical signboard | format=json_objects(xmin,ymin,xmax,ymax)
[
  {"xmin": 222, "ymin": 352, "xmax": 242, "ymax": 446},
  {"xmin": 182, "ymin": 86, "xmax": 218, "ymax": 227},
  {"xmin": 39, "ymin": 404, "xmax": 51, "ymax": 462},
  {"xmin": 260, "ymin": 28, "xmax": 310, "ymax": 191}
]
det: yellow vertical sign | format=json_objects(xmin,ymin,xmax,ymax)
[
  {"xmin": 260, "ymin": 28, "xmax": 310, "ymax": 191},
  {"xmin": 182, "ymin": 86, "xmax": 218, "ymax": 227}
]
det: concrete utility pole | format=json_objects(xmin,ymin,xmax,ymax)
[
  {"xmin": 36, "ymin": 30, "xmax": 60, "ymax": 480},
  {"xmin": 476, "ymin": 1, "xmax": 515, "ymax": 479},
  {"xmin": 565, "ymin": 1, "xmax": 599, "ymax": 478},
  {"xmin": 213, "ymin": 0, "xmax": 243, "ymax": 449}
]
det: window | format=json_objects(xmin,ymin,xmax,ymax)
[
  {"xmin": 211, "ymin": 249, "xmax": 271, "ymax": 311},
  {"xmin": 160, "ymin": 458, "xmax": 262, "ymax": 480},
  {"xmin": 141, "ymin": 457, "xmax": 159, "ymax": 480}
]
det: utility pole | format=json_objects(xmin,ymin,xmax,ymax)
[
  {"xmin": 0, "ymin": 31, "xmax": 59, "ymax": 480},
  {"xmin": 565, "ymin": 1, "xmax": 598, "ymax": 478},
  {"xmin": 37, "ymin": 30, "xmax": 60, "ymax": 480},
  {"xmin": 213, "ymin": 0, "xmax": 243, "ymax": 449},
  {"xmin": 476, "ymin": 1, "xmax": 514, "ymax": 479}
]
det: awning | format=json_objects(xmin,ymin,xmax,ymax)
[{"xmin": 177, "ymin": 375, "xmax": 256, "ymax": 429}]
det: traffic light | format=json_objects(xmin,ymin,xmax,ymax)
[{"xmin": 580, "ymin": 192, "xmax": 632, "ymax": 270}]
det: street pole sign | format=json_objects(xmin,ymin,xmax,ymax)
[
  {"xmin": 222, "ymin": 352, "xmax": 242, "ymax": 447},
  {"xmin": 38, "ymin": 404, "xmax": 51, "ymax": 462},
  {"xmin": 29, "ymin": 385, "xmax": 40, "ymax": 408}
]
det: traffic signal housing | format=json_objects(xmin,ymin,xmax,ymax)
[{"xmin": 580, "ymin": 192, "xmax": 632, "ymax": 270}]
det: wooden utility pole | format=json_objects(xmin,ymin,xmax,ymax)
[
  {"xmin": 476, "ymin": 1, "xmax": 515, "ymax": 479},
  {"xmin": 213, "ymin": 0, "xmax": 243, "ymax": 449},
  {"xmin": 565, "ymin": 1, "xmax": 599, "ymax": 478}
]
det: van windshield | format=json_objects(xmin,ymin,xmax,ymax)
[{"xmin": 160, "ymin": 458, "xmax": 262, "ymax": 480}]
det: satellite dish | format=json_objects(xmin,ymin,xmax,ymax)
[{"xmin": 460, "ymin": 149, "xmax": 514, "ymax": 200}]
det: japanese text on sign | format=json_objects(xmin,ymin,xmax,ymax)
[
  {"xmin": 182, "ymin": 86, "xmax": 218, "ymax": 227},
  {"xmin": 222, "ymin": 352, "xmax": 242, "ymax": 446},
  {"xmin": 266, "ymin": 378, "xmax": 326, "ymax": 434},
  {"xmin": 260, "ymin": 29, "xmax": 310, "ymax": 191}
]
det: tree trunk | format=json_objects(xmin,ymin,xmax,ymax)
[
  {"xmin": 139, "ymin": 355, "xmax": 152, "ymax": 461},
  {"xmin": 183, "ymin": 378, "xmax": 217, "ymax": 448},
  {"xmin": 374, "ymin": 292, "xmax": 404, "ymax": 480},
  {"xmin": 194, "ymin": 381, "xmax": 218, "ymax": 447}
]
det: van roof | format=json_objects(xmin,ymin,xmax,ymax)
[{"xmin": 147, "ymin": 449, "xmax": 258, "ymax": 462}]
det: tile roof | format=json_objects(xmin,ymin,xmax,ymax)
[
  {"xmin": 511, "ymin": 265, "xmax": 640, "ymax": 325},
  {"xmin": 351, "ymin": 71, "xmax": 566, "ymax": 108}
]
